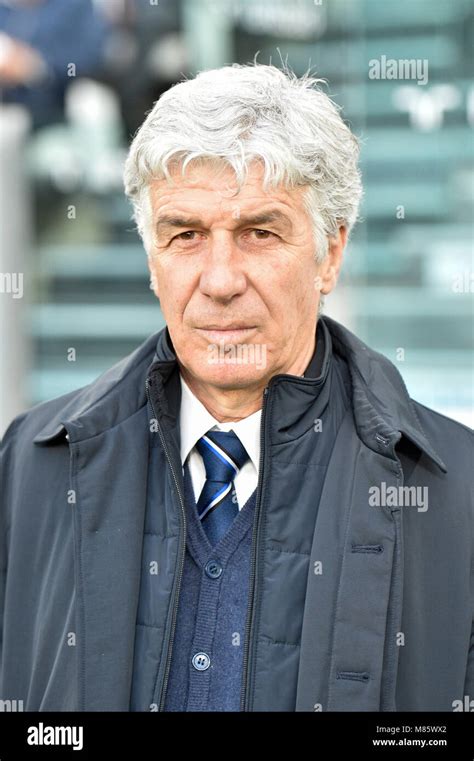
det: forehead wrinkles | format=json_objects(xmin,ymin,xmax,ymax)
[{"xmin": 152, "ymin": 183, "xmax": 302, "ymax": 230}]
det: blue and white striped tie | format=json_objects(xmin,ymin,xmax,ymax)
[{"xmin": 195, "ymin": 430, "xmax": 250, "ymax": 545}]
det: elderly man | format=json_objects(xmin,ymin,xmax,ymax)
[{"xmin": 0, "ymin": 64, "xmax": 472, "ymax": 713}]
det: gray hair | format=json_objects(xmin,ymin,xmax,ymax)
[{"xmin": 123, "ymin": 62, "xmax": 363, "ymax": 263}]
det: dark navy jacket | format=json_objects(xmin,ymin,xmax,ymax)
[
  {"xmin": 1, "ymin": 316, "xmax": 473, "ymax": 711},
  {"xmin": 130, "ymin": 318, "xmax": 352, "ymax": 711}
]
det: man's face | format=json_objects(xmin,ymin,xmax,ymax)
[{"xmin": 147, "ymin": 160, "xmax": 344, "ymax": 391}]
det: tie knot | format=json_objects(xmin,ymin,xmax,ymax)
[{"xmin": 196, "ymin": 429, "xmax": 250, "ymax": 483}]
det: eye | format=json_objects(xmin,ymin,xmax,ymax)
[
  {"xmin": 174, "ymin": 230, "xmax": 198, "ymax": 241},
  {"xmin": 247, "ymin": 229, "xmax": 278, "ymax": 241}
]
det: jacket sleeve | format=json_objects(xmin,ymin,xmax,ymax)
[
  {"xmin": 464, "ymin": 544, "xmax": 474, "ymax": 697},
  {"xmin": 464, "ymin": 480, "xmax": 474, "ymax": 700},
  {"xmin": 0, "ymin": 414, "xmax": 26, "ymax": 686}
]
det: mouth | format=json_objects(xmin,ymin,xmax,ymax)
[{"xmin": 195, "ymin": 326, "xmax": 257, "ymax": 343}]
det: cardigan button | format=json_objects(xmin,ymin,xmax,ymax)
[
  {"xmin": 192, "ymin": 652, "xmax": 211, "ymax": 671},
  {"xmin": 205, "ymin": 559, "xmax": 223, "ymax": 579}
]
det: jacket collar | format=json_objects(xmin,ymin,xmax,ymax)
[
  {"xmin": 32, "ymin": 330, "xmax": 164, "ymax": 445},
  {"xmin": 323, "ymin": 316, "xmax": 446, "ymax": 470},
  {"xmin": 32, "ymin": 316, "xmax": 446, "ymax": 472}
]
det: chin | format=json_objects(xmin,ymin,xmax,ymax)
[{"xmin": 187, "ymin": 348, "xmax": 269, "ymax": 389}]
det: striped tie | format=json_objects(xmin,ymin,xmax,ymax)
[{"xmin": 195, "ymin": 430, "xmax": 250, "ymax": 546}]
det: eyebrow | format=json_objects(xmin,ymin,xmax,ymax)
[{"xmin": 155, "ymin": 209, "xmax": 293, "ymax": 237}]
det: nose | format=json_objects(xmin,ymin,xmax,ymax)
[{"xmin": 199, "ymin": 232, "xmax": 247, "ymax": 303}]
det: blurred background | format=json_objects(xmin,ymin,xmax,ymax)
[{"xmin": 0, "ymin": 0, "xmax": 473, "ymax": 436}]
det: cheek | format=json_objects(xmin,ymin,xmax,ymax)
[
  {"xmin": 151, "ymin": 256, "xmax": 197, "ymax": 318},
  {"xmin": 257, "ymin": 252, "xmax": 316, "ymax": 317}
]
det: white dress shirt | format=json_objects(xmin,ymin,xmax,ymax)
[{"xmin": 179, "ymin": 375, "xmax": 261, "ymax": 510}]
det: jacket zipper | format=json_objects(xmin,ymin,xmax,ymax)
[
  {"xmin": 240, "ymin": 384, "xmax": 270, "ymax": 711},
  {"xmin": 145, "ymin": 376, "xmax": 187, "ymax": 712}
]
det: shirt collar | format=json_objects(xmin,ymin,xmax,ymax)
[{"xmin": 179, "ymin": 375, "xmax": 262, "ymax": 470}]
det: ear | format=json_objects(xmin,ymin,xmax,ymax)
[
  {"xmin": 147, "ymin": 254, "xmax": 160, "ymax": 299},
  {"xmin": 319, "ymin": 226, "xmax": 347, "ymax": 295}
]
